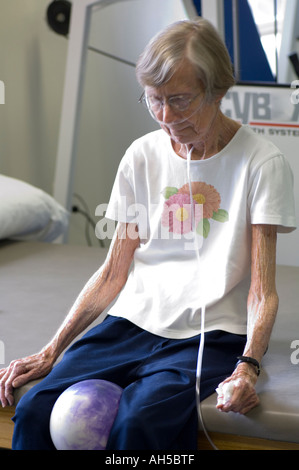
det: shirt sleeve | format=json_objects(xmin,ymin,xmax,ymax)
[
  {"xmin": 248, "ymin": 154, "xmax": 297, "ymax": 233},
  {"xmin": 105, "ymin": 153, "xmax": 136, "ymax": 223}
]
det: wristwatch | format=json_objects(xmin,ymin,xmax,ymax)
[{"xmin": 236, "ymin": 355, "xmax": 260, "ymax": 376}]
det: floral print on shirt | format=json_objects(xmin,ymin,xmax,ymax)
[{"xmin": 161, "ymin": 182, "xmax": 229, "ymax": 238}]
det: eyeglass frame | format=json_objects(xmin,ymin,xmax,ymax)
[{"xmin": 138, "ymin": 91, "xmax": 204, "ymax": 121}]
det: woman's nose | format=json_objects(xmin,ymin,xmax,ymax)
[{"xmin": 158, "ymin": 103, "xmax": 178, "ymax": 124}]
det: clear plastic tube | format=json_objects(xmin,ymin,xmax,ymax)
[{"xmin": 186, "ymin": 146, "xmax": 218, "ymax": 451}]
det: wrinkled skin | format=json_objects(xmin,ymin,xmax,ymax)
[
  {"xmin": 0, "ymin": 61, "xmax": 279, "ymax": 415},
  {"xmin": 0, "ymin": 223, "xmax": 140, "ymax": 407},
  {"xmin": 216, "ymin": 224, "xmax": 278, "ymax": 414}
]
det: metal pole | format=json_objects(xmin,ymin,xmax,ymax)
[
  {"xmin": 232, "ymin": 0, "xmax": 240, "ymax": 82},
  {"xmin": 53, "ymin": 0, "xmax": 128, "ymax": 241},
  {"xmin": 201, "ymin": 0, "xmax": 225, "ymax": 40}
]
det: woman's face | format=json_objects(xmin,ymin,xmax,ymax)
[{"xmin": 145, "ymin": 60, "xmax": 220, "ymax": 147}]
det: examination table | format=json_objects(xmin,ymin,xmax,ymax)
[{"xmin": 0, "ymin": 240, "xmax": 299, "ymax": 450}]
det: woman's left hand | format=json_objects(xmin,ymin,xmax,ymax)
[{"xmin": 216, "ymin": 363, "xmax": 260, "ymax": 415}]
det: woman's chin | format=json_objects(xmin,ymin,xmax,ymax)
[{"xmin": 171, "ymin": 133, "xmax": 193, "ymax": 145}]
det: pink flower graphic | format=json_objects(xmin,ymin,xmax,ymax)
[
  {"xmin": 161, "ymin": 181, "xmax": 228, "ymax": 238},
  {"xmin": 161, "ymin": 193, "xmax": 202, "ymax": 234},
  {"xmin": 178, "ymin": 182, "xmax": 221, "ymax": 219}
]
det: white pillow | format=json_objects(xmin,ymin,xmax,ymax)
[{"xmin": 0, "ymin": 174, "xmax": 69, "ymax": 242}]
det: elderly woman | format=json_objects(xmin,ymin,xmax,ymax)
[{"xmin": 0, "ymin": 19, "xmax": 296, "ymax": 450}]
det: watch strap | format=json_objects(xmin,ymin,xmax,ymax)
[{"xmin": 236, "ymin": 355, "xmax": 260, "ymax": 376}]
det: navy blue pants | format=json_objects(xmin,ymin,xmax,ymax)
[{"xmin": 12, "ymin": 316, "xmax": 246, "ymax": 450}]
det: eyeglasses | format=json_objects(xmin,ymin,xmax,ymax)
[{"xmin": 139, "ymin": 92, "xmax": 202, "ymax": 120}]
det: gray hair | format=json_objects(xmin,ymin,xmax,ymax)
[{"xmin": 136, "ymin": 18, "xmax": 235, "ymax": 102}]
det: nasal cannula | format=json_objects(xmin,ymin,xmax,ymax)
[{"xmin": 186, "ymin": 145, "xmax": 219, "ymax": 451}]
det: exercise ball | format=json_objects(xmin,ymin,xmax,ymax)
[{"xmin": 49, "ymin": 379, "xmax": 123, "ymax": 450}]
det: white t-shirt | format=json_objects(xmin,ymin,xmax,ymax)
[{"xmin": 105, "ymin": 126, "xmax": 296, "ymax": 339}]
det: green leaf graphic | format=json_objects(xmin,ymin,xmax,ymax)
[
  {"xmin": 197, "ymin": 218, "xmax": 210, "ymax": 238},
  {"xmin": 162, "ymin": 187, "xmax": 178, "ymax": 199},
  {"xmin": 212, "ymin": 209, "xmax": 229, "ymax": 223}
]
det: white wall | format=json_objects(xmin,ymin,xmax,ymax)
[
  {"xmin": 68, "ymin": 0, "xmax": 194, "ymax": 245},
  {"xmin": 0, "ymin": 0, "xmax": 194, "ymax": 246},
  {"xmin": 0, "ymin": 0, "xmax": 67, "ymax": 193}
]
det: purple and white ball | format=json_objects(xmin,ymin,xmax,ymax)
[{"xmin": 50, "ymin": 379, "xmax": 123, "ymax": 450}]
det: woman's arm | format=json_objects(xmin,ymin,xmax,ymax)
[
  {"xmin": 45, "ymin": 222, "xmax": 140, "ymax": 361},
  {"xmin": 243, "ymin": 224, "xmax": 279, "ymax": 363},
  {"xmin": 0, "ymin": 222, "xmax": 140, "ymax": 407},
  {"xmin": 216, "ymin": 224, "xmax": 279, "ymax": 414}
]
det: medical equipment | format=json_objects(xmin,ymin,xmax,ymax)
[
  {"xmin": 186, "ymin": 145, "xmax": 219, "ymax": 451},
  {"xmin": 140, "ymin": 92, "xmax": 206, "ymax": 125},
  {"xmin": 52, "ymin": 0, "xmax": 199, "ymax": 219}
]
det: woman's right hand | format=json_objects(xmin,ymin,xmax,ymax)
[{"xmin": 0, "ymin": 350, "xmax": 54, "ymax": 407}]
